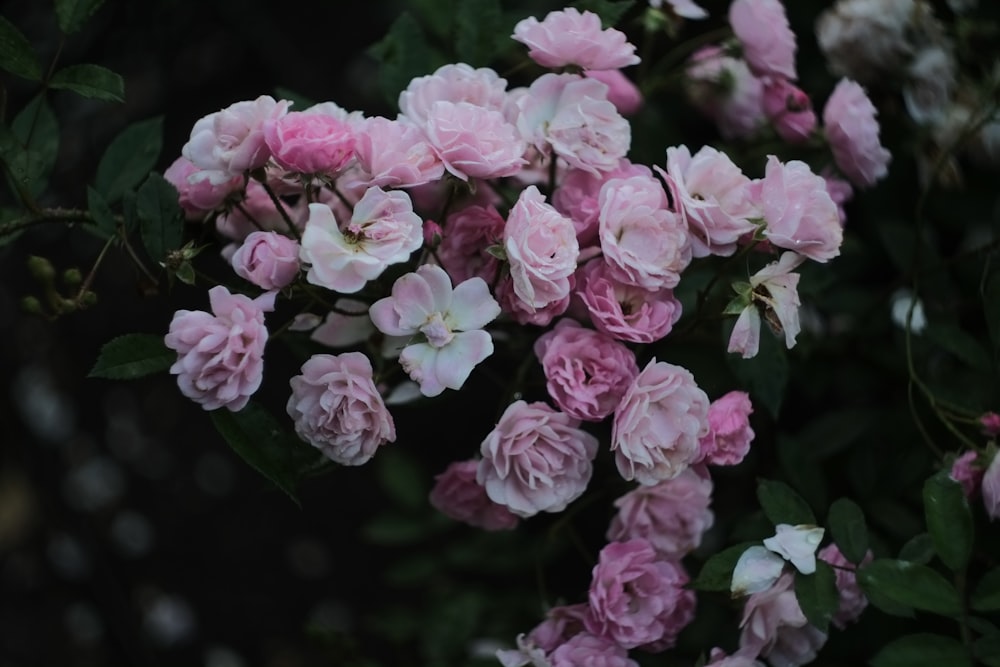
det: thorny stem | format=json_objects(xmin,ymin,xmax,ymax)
[
  {"xmin": 258, "ymin": 179, "xmax": 302, "ymax": 241},
  {"xmin": 0, "ymin": 208, "xmax": 97, "ymax": 237}
]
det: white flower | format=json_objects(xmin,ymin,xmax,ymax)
[
  {"xmin": 732, "ymin": 545, "xmax": 786, "ymax": 596},
  {"xmin": 763, "ymin": 524, "xmax": 825, "ymax": 575}
]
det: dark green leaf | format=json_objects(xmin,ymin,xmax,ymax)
[
  {"xmin": 972, "ymin": 567, "xmax": 1000, "ymax": 612},
  {"xmin": 95, "ymin": 116, "xmax": 164, "ymax": 203},
  {"xmin": 87, "ymin": 186, "xmax": 117, "ymax": 239},
  {"xmin": 857, "ymin": 559, "xmax": 962, "ymax": 616},
  {"xmin": 10, "ymin": 94, "xmax": 59, "ymax": 198},
  {"xmin": 569, "ymin": 0, "xmax": 636, "ymax": 27},
  {"xmin": 689, "ymin": 542, "xmax": 757, "ymax": 591},
  {"xmin": 726, "ymin": 323, "xmax": 788, "ymax": 418},
  {"xmin": 797, "ymin": 408, "xmax": 877, "ymax": 459},
  {"xmin": 273, "ymin": 87, "xmax": 315, "ymax": 111},
  {"xmin": 136, "ymin": 172, "xmax": 183, "ymax": 264},
  {"xmin": 871, "ymin": 633, "xmax": 971, "ymax": 667},
  {"xmin": 923, "ymin": 472, "xmax": 973, "ymax": 571},
  {"xmin": 54, "ymin": 0, "xmax": 106, "ymax": 34},
  {"xmin": 757, "ymin": 479, "xmax": 815, "ymax": 526},
  {"xmin": 828, "ymin": 497, "xmax": 869, "ymax": 565},
  {"xmin": 455, "ymin": 0, "xmax": 503, "ymax": 67},
  {"xmin": 925, "ymin": 323, "xmax": 991, "ymax": 370},
  {"xmin": 410, "ymin": 0, "xmax": 457, "ymax": 39},
  {"xmin": 376, "ymin": 449, "xmax": 426, "ymax": 512},
  {"xmin": 898, "ymin": 533, "xmax": 935, "ymax": 565},
  {"xmin": 367, "ymin": 13, "xmax": 434, "ymax": 110},
  {"xmin": 362, "ymin": 513, "xmax": 429, "ymax": 545},
  {"xmin": 794, "ymin": 561, "xmax": 839, "ymax": 633},
  {"xmin": 209, "ymin": 402, "xmax": 318, "ymax": 505},
  {"xmin": 88, "ymin": 333, "xmax": 174, "ymax": 379},
  {"xmin": 0, "ymin": 15, "xmax": 42, "ymax": 80},
  {"xmin": 974, "ymin": 631, "xmax": 1000, "ymax": 667},
  {"xmin": 49, "ymin": 64, "xmax": 124, "ymax": 102},
  {"xmin": 777, "ymin": 435, "xmax": 828, "ymax": 512}
]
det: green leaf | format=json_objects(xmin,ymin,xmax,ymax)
[
  {"xmin": 273, "ymin": 86, "xmax": 315, "ymax": 111},
  {"xmin": 209, "ymin": 402, "xmax": 318, "ymax": 505},
  {"xmin": 87, "ymin": 186, "xmax": 117, "ymax": 239},
  {"xmin": 570, "ymin": 0, "xmax": 636, "ymax": 27},
  {"xmin": 94, "ymin": 116, "xmax": 164, "ymax": 204},
  {"xmin": 0, "ymin": 15, "xmax": 42, "ymax": 80},
  {"xmin": 726, "ymin": 323, "xmax": 788, "ymax": 418},
  {"xmin": 797, "ymin": 408, "xmax": 877, "ymax": 459},
  {"xmin": 923, "ymin": 472, "xmax": 973, "ymax": 572},
  {"xmin": 10, "ymin": 94, "xmax": 59, "ymax": 198},
  {"xmin": 777, "ymin": 435, "xmax": 828, "ymax": 512},
  {"xmin": 972, "ymin": 567, "xmax": 1000, "ymax": 612},
  {"xmin": 362, "ymin": 513, "xmax": 429, "ymax": 545},
  {"xmin": 857, "ymin": 559, "xmax": 962, "ymax": 616},
  {"xmin": 49, "ymin": 64, "xmax": 124, "ymax": 102},
  {"xmin": 367, "ymin": 12, "xmax": 434, "ymax": 110},
  {"xmin": 870, "ymin": 633, "xmax": 971, "ymax": 667},
  {"xmin": 794, "ymin": 561, "xmax": 839, "ymax": 633},
  {"xmin": 88, "ymin": 333, "xmax": 174, "ymax": 379},
  {"xmin": 925, "ymin": 323, "xmax": 992, "ymax": 370},
  {"xmin": 376, "ymin": 448, "xmax": 426, "ymax": 512},
  {"xmin": 828, "ymin": 498, "xmax": 869, "ymax": 565},
  {"xmin": 757, "ymin": 479, "xmax": 816, "ymax": 526},
  {"xmin": 54, "ymin": 0, "xmax": 107, "ymax": 34},
  {"xmin": 455, "ymin": 0, "xmax": 502, "ymax": 67},
  {"xmin": 974, "ymin": 632, "xmax": 1000, "ymax": 667},
  {"xmin": 689, "ymin": 542, "xmax": 757, "ymax": 591},
  {"xmin": 136, "ymin": 172, "xmax": 183, "ymax": 264},
  {"xmin": 898, "ymin": 533, "xmax": 935, "ymax": 565}
]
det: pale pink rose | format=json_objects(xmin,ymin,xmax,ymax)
[
  {"xmin": 422, "ymin": 101, "xmax": 527, "ymax": 181},
  {"xmin": 350, "ymin": 116, "xmax": 444, "ymax": 190},
  {"xmin": 576, "ymin": 258, "xmax": 683, "ymax": 343},
  {"xmin": 369, "ymin": 264, "xmax": 500, "ymax": 397},
  {"xmin": 182, "ymin": 95, "xmax": 290, "ymax": 183},
  {"xmin": 728, "ymin": 252, "xmax": 806, "ymax": 358},
  {"xmin": 663, "ymin": 145, "xmax": 757, "ymax": 258},
  {"xmin": 612, "ymin": 359, "xmax": 709, "ymax": 485},
  {"xmin": 599, "ymin": 175, "xmax": 690, "ymax": 290},
  {"xmin": 739, "ymin": 573, "xmax": 827, "ymax": 665},
  {"xmin": 528, "ymin": 604, "xmax": 591, "ymax": 653},
  {"xmin": 950, "ymin": 450, "xmax": 984, "ymax": 498},
  {"xmin": 755, "ymin": 156, "xmax": 843, "ymax": 262},
  {"xmin": 823, "ymin": 78, "xmax": 891, "ymax": 188},
  {"xmin": 164, "ymin": 157, "xmax": 242, "ymax": 220},
  {"xmin": 607, "ymin": 465, "xmax": 714, "ymax": 559},
  {"xmin": 495, "ymin": 275, "xmax": 573, "ymax": 327},
  {"xmin": 981, "ymin": 412, "xmax": 1000, "ymax": 436},
  {"xmin": 262, "ymin": 111, "xmax": 355, "ymax": 176},
  {"xmin": 585, "ymin": 69, "xmax": 643, "ymax": 116},
  {"xmin": 310, "ymin": 299, "xmax": 374, "ymax": 348},
  {"xmin": 230, "ymin": 231, "xmax": 300, "ymax": 290},
  {"xmin": 437, "ymin": 204, "xmax": 505, "ymax": 285},
  {"xmin": 550, "ymin": 633, "xmax": 638, "ymax": 667},
  {"xmin": 215, "ymin": 180, "xmax": 308, "ymax": 242},
  {"xmin": 398, "ymin": 63, "xmax": 509, "ymax": 125},
  {"xmin": 762, "ymin": 78, "xmax": 817, "ymax": 143},
  {"xmin": 685, "ymin": 48, "xmax": 766, "ymax": 140},
  {"xmin": 476, "ymin": 400, "xmax": 599, "ymax": 517},
  {"xmin": 650, "ymin": 0, "xmax": 708, "ymax": 20},
  {"xmin": 983, "ymin": 452, "xmax": 1000, "ymax": 520},
  {"xmin": 818, "ymin": 544, "xmax": 872, "ymax": 629},
  {"xmin": 728, "ymin": 0, "xmax": 797, "ymax": 80},
  {"xmin": 763, "ymin": 524, "xmax": 825, "ymax": 575},
  {"xmin": 286, "ymin": 352, "xmax": 395, "ymax": 466},
  {"xmin": 516, "ymin": 73, "xmax": 631, "ymax": 176},
  {"xmin": 164, "ymin": 286, "xmax": 275, "ymax": 412},
  {"xmin": 300, "ymin": 187, "xmax": 423, "ymax": 293},
  {"xmin": 504, "ymin": 185, "xmax": 579, "ymax": 311},
  {"xmin": 512, "ymin": 8, "xmax": 640, "ymax": 70},
  {"xmin": 728, "ymin": 306, "xmax": 762, "ymax": 360},
  {"xmin": 302, "ymin": 100, "xmax": 366, "ymax": 126},
  {"xmin": 496, "ymin": 634, "xmax": 548, "ymax": 667},
  {"xmin": 584, "ymin": 538, "xmax": 695, "ymax": 650},
  {"xmin": 534, "ymin": 319, "xmax": 639, "ymax": 421},
  {"xmin": 553, "ymin": 160, "xmax": 652, "ymax": 247},
  {"xmin": 706, "ymin": 648, "xmax": 765, "ymax": 667},
  {"xmin": 698, "ymin": 390, "xmax": 755, "ymax": 465},
  {"xmin": 429, "ymin": 459, "xmax": 519, "ymax": 530}
]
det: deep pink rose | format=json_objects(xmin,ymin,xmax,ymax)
[
  {"xmin": 818, "ymin": 544, "xmax": 872, "ymax": 629},
  {"xmin": 437, "ymin": 204, "xmax": 505, "ymax": 285},
  {"xmin": 429, "ymin": 459, "xmax": 519, "ymax": 531},
  {"xmin": 584, "ymin": 538, "xmax": 695, "ymax": 650},
  {"xmin": 262, "ymin": 111, "xmax": 355, "ymax": 176},
  {"xmin": 728, "ymin": 0, "xmax": 797, "ymax": 80},
  {"xmin": 950, "ymin": 451, "xmax": 983, "ymax": 498},
  {"xmin": 230, "ymin": 231, "xmax": 300, "ymax": 290},
  {"xmin": 534, "ymin": 319, "xmax": 639, "ymax": 421},
  {"xmin": 164, "ymin": 156, "xmax": 242, "ymax": 220},
  {"xmin": 286, "ymin": 352, "xmax": 395, "ymax": 466},
  {"xmin": 422, "ymin": 101, "xmax": 527, "ymax": 181},
  {"xmin": 763, "ymin": 78, "xmax": 817, "ymax": 143},
  {"xmin": 476, "ymin": 400, "xmax": 598, "ymax": 517},
  {"xmin": 512, "ymin": 8, "xmax": 640, "ymax": 70},
  {"xmin": 612, "ymin": 359, "xmax": 709, "ymax": 485},
  {"xmin": 496, "ymin": 274, "xmax": 573, "ymax": 327},
  {"xmin": 164, "ymin": 286, "xmax": 275, "ymax": 412},
  {"xmin": 739, "ymin": 573, "xmax": 827, "ymax": 665},
  {"xmin": 576, "ymin": 259, "xmax": 683, "ymax": 344},
  {"xmin": 698, "ymin": 390, "xmax": 755, "ymax": 465},
  {"xmin": 527, "ymin": 604, "xmax": 591, "ymax": 653},
  {"xmin": 823, "ymin": 78, "xmax": 891, "ymax": 188},
  {"xmin": 550, "ymin": 633, "xmax": 638, "ymax": 667},
  {"xmin": 981, "ymin": 412, "xmax": 1000, "ymax": 437}
]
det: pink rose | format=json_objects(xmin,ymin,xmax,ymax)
[
  {"xmin": 728, "ymin": 0, "xmax": 797, "ymax": 80},
  {"xmin": 576, "ymin": 259, "xmax": 683, "ymax": 344},
  {"xmin": 286, "ymin": 352, "xmax": 395, "ymax": 466},
  {"xmin": 612, "ymin": 359, "xmax": 709, "ymax": 485},
  {"xmin": 495, "ymin": 274, "xmax": 572, "ymax": 327},
  {"xmin": 504, "ymin": 185, "xmax": 579, "ymax": 311},
  {"xmin": 685, "ymin": 48, "xmax": 766, "ymax": 140},
  {"xmin": 534, "ymin": 319, "xmax": 639, "ymax": 421},
  {"xmin": 739, "ymin": 573, "xmax": 827, "ymax": 665},
  {"xmin": 164, "ymin": 286, "xmax": 275, "ymax": 411},
  {"xmin": 512, "ymin": 8, "xmax": 640, "ymax": 70},
  {"xmin": 762, "ymin": 78, "xmax": 817, "ymax": 143},
  {"xmin": 476, "ymin": 400, "xmax": 598, "ymax": 517},
  {"xmin": 429, "ymin": 459, "xmax": 519, "ymax": 531},
  {"xmin": 215, "ymin": 180, "xmax": 307, "ymax": 242},
  {"xmin": 262, "ymin": 111, "xmax": 355, "ymax": 176},
  {"xmin": 398, "ymin": 63, "xmax": 509, "ymax": 125},
  {"xmin": 550, "ymin": 633, "xmax": 638, "ymax": 667},
  {"xmin": 584, "ymin": 538, "xmax": 695, "ymax": 650},
  {"xmin": 422, "ymin": 101, "xmax": 527, "ymax": 181},
  {"xmin": 698, "ymin": 390, "xmax": 755, "ymax": 465},
  {"xmin": 553, "ymin": 160, "xmax": 652, "ymax": 247},
  {"xmin": 230, "ymin": 231, "xmax": 300, "ymax": 290},
  {"xmin": 823, "ymin": 78, "xmax": 891, "ymax": 188},
  {"xmin": 950, "ymin": 451, "xmax": 983, "ymax": 498},
  {"xmin": 585, "ymin": 69, "xmax": 643, "ymax": 116},
  {"xmin": 437, "ymin": 204, "xmax": 505, "ymax": 285},
  {"xmin": 350, "ymin": 116, "xmax": 444, "ymax": 190},
  {"xmin": 607, "ymin": 465, "xmax": 714, "ymax": 559},
  {"xmin": 163, "ymin": 157, "xmax": 242, "ymax": 220},
  {"xmin": 983, "ymin": 452, "xmax": 1000, "ymax": 520},
  {"xmin": 818, "ymin": 544, "xmax": 872, "ymax": 629},
  {"xmin": 527, "ymin": 604, "xmax": 591, "ymax": 653},
  {"xmin": 981, "ymin": 412, "xmax": 1000, "ymax": 437}
]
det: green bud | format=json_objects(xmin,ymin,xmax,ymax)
[
  {"xmin": 20, "ymin": 296, "xmax": 43, "ymax": 315},
  {"xmin": 27, "ymin": 255, "xmax": 56, "ymax": 282},
  {"xmin": 79, "ymin": 291, "xmax": 98, "ymax": 307},
  {"xmin": 63, "ymin": 268, "xmax": 83, "ymax": 287}
]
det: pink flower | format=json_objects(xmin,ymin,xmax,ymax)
[
  {"xmin": 300, "ymin": 187, "xmax": 423, "ymax": 293},
  {"xmin": 512, "ymin": 8, "xmax": 640, "ymax": 71},
  {"xmin": 496, "ymin": 275, "xmax": 573, "ymax": 327},
  {"xmin": 763, "ymin": 78, "xmax": 817, "ymax": 143},
  {"xmin": 164, "ymin": 286, "xmax": 274, "ymax": 411},
  {"xmin": 950, "ymin": 451, "xmax": 983, "ymax": 498},
  {"xmin": 755, "ymin": 156, "xmax": 843, "ymax": 263},
  {"xmin": 163, "ymin": 157, "xmax": 242, "ymax": 220},
  {"xmin": 369, "ymin": 264, "xmax": 500, "ymax": 397},
  {"xmin": 262, "ymin": 111, "xmax": 355, "ymax": 176},
  {"xmin": 429, "ymin": 459, "xmax": 519, "ymax": 530},
  {"xmin": 534, "ymin": 319, "xmax": 639, "ymax": 421},
  {"xmin": 685, "ymin": 48, "xmax": 766, "ymax": 140},
  {"xmin": 823, "ymin": 170, "xmax": 853, "ymax": 226},
  {"xmin": 550, "ymin": 633, "xmax": 638, "ymax": 667},
  {"xmin": 612, "ymin": 359, "xmax": 709, "ymax": 485},
  {"xmin": 215, "ymin": 180, "xmax": 307, "ymax": 242},
  {"xmin": 983, "ymin": 452, "xmax": 1000, "ymax": 520},
  {"xmin": 528, "ymin": 604, "xmax": 591, "ymax": 653},
  {"xmin": 350, "ymin": 116, "xmax": 444, "ymax": 190},
  {"xmin": 399, "ymin": 63, "xmax": 509, "ymax": 125},
  {"xmin": 607, "ymin": 465, "xmax": 714, "ymax": 559},
  {"xmin": 476, "ymin": 400, "xmax": 599, "ymax": 518},
  {"xmin": 739, "ymin": 573, "xmax": 827, "ymax": 665},
  {"xmin": 286, "ymin": 352, "xmax": 395, "ymax": 466},
  {"xmin": 706, "ymin": 648, "xmax": 765, "ymax": 667},
  {"xmin": 553, "ymin": 160, "xmax": 652, "ymax": 247},
  {"xmin": 504, "ymin": 185, "xmax": 579, "ymax": 311},
  {"xmin": 981, "ymin": 412, "xmax": 1000, "ymax": 437},
  {"xmin": 818, "ymin": 544, "xmax": 872, "ymax": 629},
  {"xmin": 584, "ymin": 538, "xmax": 695, "ymax": 650},
  {"xmin": 437, "ymin": 204, "xmax": 505, "ymax": 285},
  {"xmin": 182, "ymin": 95, "xmax": 289, "ymax": 182},
  {"xmin": 728, "ymin": 0, "xmax": 797, "ymax": 80},
  {"xmin": 698, "ymin": 390, "xmax": 755, "ymax": 465},
  {"xmin": 422, "ymin": 101, "xmax": 527, "ymax": 181},
  {"xmin": 585, "ymin": 69, "xmax": 643, "ymax": 116},
  {"xmin": 598, "ymin": 175, "xmax": 691, "ymax": 290},
  {"xmin": 576, "ymin": 259, "xmax": 683, "ymax": 344},
  {"xmin": 823, "ymin": 78, "xmax": 892, "ymax": 188},
  {"xmin": 230, "ymin": 231, "xmax": 300, "ymax": 290},
  {"xmin": 728, "ymin": 252, "xmax": 806, "ymax": 358}
]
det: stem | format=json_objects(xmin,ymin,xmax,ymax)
[
  {"xmin": 258, "ymin": 180, "xmax": 302, "ymax": 241},
  {"xmin": 0, "ymin": 208, "xmax": 98, "ymax": 237},
  {"xmin": 73, "ymin": 234, "xmax": 114, "ymax": 305},
  {"xmin": 232, "ymin": 201, "xmax": 266, "ymax": 233}
]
